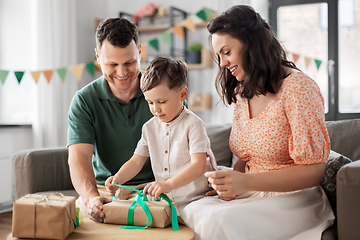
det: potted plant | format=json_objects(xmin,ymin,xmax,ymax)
[{"xmin": 187, "ymin": 43, "xmax": 203, "ymax": 64}]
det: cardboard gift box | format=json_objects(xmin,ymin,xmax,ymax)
[
  {"xmin": 103, "ymin": 200, "xmax": 172, "ymax": 228},
  {"xmin": 12, "ymin": 193, "xmax": 76, "ymax": 240}
]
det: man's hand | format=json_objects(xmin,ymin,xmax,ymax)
[
  {"xmin": 143, "ymin": 181, "xmax": 171, "ymax": 199},
  {"xmin": 86, "ymin": 196, "xmax": 111, "ymax": 223}
]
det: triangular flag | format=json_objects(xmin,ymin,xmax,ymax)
[
  {"xmin": 95, "ymin": 61, "xmax": 102, "ymax": 72},
  {"xmin": 304, "ymin": 57, "xmax": 312, "ymax": 68},
  {"xmin": 148, "ymin": 38, "xmax": 159, "ymax": 52},
  {"xmin": 57, "ymin": 68, "xmax": 67, "ymax": 82},
  {"xmin": 43, "ymin": 70, "xmax": 54, "ymax": 83},
  {"xmin": 292, "ymin": 53, "xmax": 300, "ymax": 63},
  {"xmin": 14, "ymin": 71, "xmax": 25, "ymax": 84},
  {"xmin": 0, "ymin": 70, "xmax": 9, "ymax": 84},
  {"xmin": 182, "ymin": 16, "xmax": 196, "ymax": 31},
  {"xmin": 140, "ymin": 43, "xmax": 147, "ymax": 60},
  {"xmin": 171, "ymin": 25, "xmax": 185, "ymax": 39},
  {"xmin": 203, "ymin": 8, "xmax": 214, "ymax": 21},
  {"xmin": 315, "ymin": 60, "xmax": 322, "ymax": 70},
  {"xmin": 196, "ymin": 8, "xmax": 207, "ymax": 22},
  {"xmin": 30, "ymin": 71, "xmax": 41, "ymax": 84},
  {"xmin": 85, "ymin": 62, "xmax": 96, "ymax": 76},
  {"xmin": 71, "ymin": 64, "xmax": 84, "ymax": 81},
  {"xmin": 159, "ymin": 31, "xmax": 172, "ymax": 46}
]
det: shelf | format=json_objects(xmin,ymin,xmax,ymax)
[
  {"xmin": 188, "ymin": 93, "xmax": 212, "ymax": 112},
  {"xmin": 137, "ymin": 22, "xmax": 208, "ymax": 33},
  {"xmin": 140, "ymin": 49, "xmax": 213, "ymax": 70},
  {"xmin": 188, "ymin": 49, "xmax": 213, "ymax": 69}
]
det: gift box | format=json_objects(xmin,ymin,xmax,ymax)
[
  {"xmin": 12, "ymin": 193, "xmax": 76, "ymax": 240},
  {"xmin": 103, "ymin": 200, "xmax": 172, "ymax": 228}
]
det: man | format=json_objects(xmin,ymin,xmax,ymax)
[{"xmin": 67, "ymin": 18, "xmax": 155, "ymax": 223}]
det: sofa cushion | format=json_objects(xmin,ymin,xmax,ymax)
[
  {"xmin": 206, "ymin": 124, "xmax": 233, "ymax": 167},
  {"xmin": 320, "ymin": 150, "xmax": 352, "ymax": 215},
  {"xmin": 326, "ymin": 119, "xmax": 360, "ymax": 161}
]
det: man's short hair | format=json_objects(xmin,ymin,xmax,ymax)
[{"xmin": 96, "ymin": 18, "xmax": 139, "ymax": 50}]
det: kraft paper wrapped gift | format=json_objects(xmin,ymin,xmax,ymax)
[
  {"xmin": 12, "ymin": 194, "xmax": 76, "ymax": 240},
  {"xmin": 103, "ymin": 200, "xmax": 172, "ymax": 228}
]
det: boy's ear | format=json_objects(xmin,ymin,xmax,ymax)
[{"xmin": 180, "ymin": 86, "xmax": 188, "ymax": 101}]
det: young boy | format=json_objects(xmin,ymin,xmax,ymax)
[{"xmin": 105, "ymin": 56, "xmax": 217, "ymax": 213}]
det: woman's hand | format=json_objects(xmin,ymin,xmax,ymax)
[
  {"xmin": 205, "ymin": 170, "xmax": 246, "ymax": 198},
  {"xmin": 143, "ymin": 181, "xmax": 171, "ymax": 199}
]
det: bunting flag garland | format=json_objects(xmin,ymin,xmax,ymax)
[
  {"xmin": 0, "ymin": 70, "xmax": 9, "ymax": 84},
  {"xmin": 287, "ymin": 51, "xmax": 324, "ymax": 71},
  {"xmin": 315, "ymin": 59, "xmax": 322, "ymax": 70},
  {"xmin": 0, "ymin": 60, "xmax": 98, "ymax": 85},
  {"xmin": 292, "ymin": 53, "xmax": 300, "ymax": 63},
  {"xmin": 304, "ymin": 57, "xmax": 312, "ymax": 68},
  {"xmin": 14, "ymin": 71, "xmax": 25, "ymax": 84},
  {"xmin": 195, "ymin": 8, "xmax": 214, "ymax": 22},
  {"xmin": 31, "ymin": 71, "xmax": 41, "ymax": 83},
  {"xmin": 43, "ymin": 70, "xmax": 54, "ymax": 83},
  {"xmin": 159, "ymin": 31, "xmax": 172, "ymax": 46},
  {"xmin": 182, "ymin": 17, "xmax": 196, "ymax": 31},
  {"xmin": 1, "ymin": 7, "xmax": 218, "ymax": 86},
  {"xmin": 56, "ymin": 68, "xmax": 68, "ymax": 82},
  {"xmin": 85, "ymin": 62, "xmax": 96, "ymax": 76},
  {"xmin": 170, "ymin": 25, "xmax": 185, "ymax": 39},
  {"xmin": 71, "ymin": 64, "xmax": 84, "ymax": 81},
  {"xmin": 140, "ymin": 44, "xmax": 147, "ymax": 60},
  {"xmin": 148, "ymin": 38, "xmax": 159, "ymax": 51}
]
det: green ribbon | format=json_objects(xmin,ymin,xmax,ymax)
[{"xmin": 111, "ymin": 183, "xmax": 179, "ymax": 231}]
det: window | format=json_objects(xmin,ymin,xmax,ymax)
[{"xmin": 270, "ymin": 0, "xmax": 360, "ymax": 120}]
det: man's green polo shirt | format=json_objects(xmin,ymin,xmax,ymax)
[{"xmin": 67, "ymin": 75, "xmax": 155, "ymax": 185}]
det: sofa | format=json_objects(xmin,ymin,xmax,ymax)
[{"xmin": 13, "ymin": 119, "xmax": 360, "ymax": 240}]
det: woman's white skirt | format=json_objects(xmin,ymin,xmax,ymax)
[{"xmin": 180, "ymin": 186, "xmax": 334, "ymax": 240}]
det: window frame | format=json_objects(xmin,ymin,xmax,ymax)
[{"xmin": 269, "ymin": 0, "xmax": 360, "ymax": 120}]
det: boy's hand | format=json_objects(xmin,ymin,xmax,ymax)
[
  {"xmin": 143, "ymin": 181, "xmax": 171, "ymax": 199},
  {"xmin": 104, "ymin": 176, "xmax": 118, "ymax": 196}
]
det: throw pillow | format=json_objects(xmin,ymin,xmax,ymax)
[
  {"xmin": 320, "ymin": 150, "xmax": 352, "ymax": 216},
  {"xmin": 205, "ymin": 124, "xmax": 233, "ymax": 167}
]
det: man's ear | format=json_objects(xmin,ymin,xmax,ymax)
[
  {"xmin": 95, "ymin": 48, "xmax": 100, "ymax": 64},
  {"xmin": 180, "ymin": 86, "xmax": 188, "ymax": 101}
]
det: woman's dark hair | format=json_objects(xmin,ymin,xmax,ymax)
[
  {"xmin": 96, "ymin": 18, "xmax": 140, "ymax": 50},
  {"xmin": 207, "ymin": 5, "xmax": 298, "ymax": 104}
]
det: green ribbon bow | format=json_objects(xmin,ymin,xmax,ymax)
[{"xmin": 111, "ymin": 183, "xmax": 179, "ymax": 231}]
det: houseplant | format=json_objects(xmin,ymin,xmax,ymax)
[{"xmin": 187, "ymin": 43, "xmax": 203, "ymax": 64}]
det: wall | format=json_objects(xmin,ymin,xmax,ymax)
[
  {"xmin": 0, "ymin": 0, "xmax": 269, "ymax": 158},
  {"xmin": 102, "ymin": 0, "xmax": 268, "ymax": 125}
]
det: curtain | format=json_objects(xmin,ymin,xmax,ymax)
[{"xmin": 31, "ymin": 0, "xmax": 78, "ymax": 148}]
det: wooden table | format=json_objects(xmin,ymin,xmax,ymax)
[{"xmin": 7, "ymin": 217, "xmax": 194, "ymax": 240}]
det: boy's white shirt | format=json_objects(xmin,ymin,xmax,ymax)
[{"xmin": 134, "ymin": 107, "xmax": 217, "ymax": 212}]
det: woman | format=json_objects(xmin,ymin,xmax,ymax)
[{"xmin": 180, "ymin": 5, "xmax": 334, "ymax": 240}]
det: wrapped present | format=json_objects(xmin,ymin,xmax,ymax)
[
  {"xmin": 12, "ymin": 193, "xmax": 76, "ymax": 240},
  {"xmin": 104, "ymin": 199, "xmax": 172, "ymax": 228},
  {"xmin": 103, "ymin": 184, "xmax": 179, "ymax": 230}
]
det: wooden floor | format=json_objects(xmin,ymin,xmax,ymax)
[{"xmin": 0, "ymin": 211, "xmax": 12, "ymax": 239}]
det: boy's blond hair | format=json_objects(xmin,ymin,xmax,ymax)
[{"xmin": 140, "ymin": 56, "xmax": 188, "ymax": 92}]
